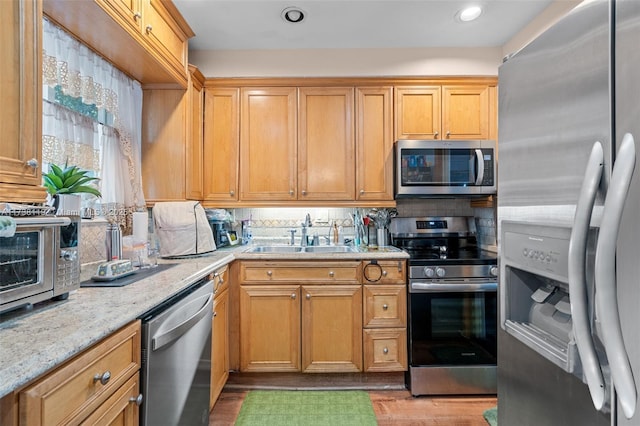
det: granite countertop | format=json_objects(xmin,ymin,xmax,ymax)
[{"xmin": 0, "ymin": 243, "xmax": 408, "ymax": 398}]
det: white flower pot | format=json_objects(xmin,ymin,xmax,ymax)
[{"xmin": 55, "ymin": 194, "xmax": 82, "ymax": 216}]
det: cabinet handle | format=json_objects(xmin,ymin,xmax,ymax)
[
  {"xmin": 382, "ymin": 304, "xmax": 389, "ymax": 310},
  {"xmin": 301, "ymin": 190, "xmax": 307, "ymax": 196},
  {"xmin": 434, "ymin": 131, "xmax": 439, "ymax": 138},
  {"xmin": 446, "ymin": 131, "xmax": 451, "ymax": 138},
  {"xmin": 306, "ymin": 293, "xmax": 311, "ymax": 300},
  {"xmin": 289, "ymin": 189, "xmax": 294, "ymax": 196},
  {"xmin": 93, "ymin": 371, "xmax": 111, "ymax": 386},
  {"xmin": 133, "ymin": 12, "xmax": 142, "ymax": 21},
  {"xmin": 383, "ymin": 347, "xmax": 389, "ymax": 354},
  {"xmin": 130, "ymin": 394, "xmax": 143, "ymax": 406},
  {"xmin": 360, "ymin": 189, "xmax": 365, "ymax": 195},
  {"xmin": 25, "ymin": 158, "xmax": 38, "ymax": 168},
  {"xmin": 328, "ymin": 271, "xmax": 335, "ymax": 277},
  {"xmin": 267, "ymin": 270, "xmax": 273, "ymax": 277},
  {"xmin": 382, "ymin": 270, "xmax": 388, "ymax": 277},
  {"xmin": 230, "ymin": 190, "xmax": 235, "ymax": 196},
  {"xmin": 213, "ymin": 311, "xmax": 217, "ymax": 317},
  {"xmin": 291, "ymin": 293, "xmax": 297, "ymax": 299},
  {"xmin": 146, "ymin": 25, "xmax": 153, "ymax": 33}
]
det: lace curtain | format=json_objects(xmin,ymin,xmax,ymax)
[{"xmin": 42, "ymin": 17, "xmax": 145, "ymax": 233}]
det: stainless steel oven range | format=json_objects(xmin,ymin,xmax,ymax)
[{"xmin": 389, "ymin": 216, "xmax": 498, "ymax": 396}]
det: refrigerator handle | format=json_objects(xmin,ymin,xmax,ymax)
[
  {"xmin": 568, "ymin": 141, "xmax": 606, "ymax": 410},
  {"xmin": 474, "ymin": 149, "xmax": 485, "ymax": 185},
  {"xmin": 595, "ymin": 132, "xmax": 637, "ymax": 419}
]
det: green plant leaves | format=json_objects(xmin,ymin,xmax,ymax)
[{"xmin": 42, "ymin": 163, "xmax": 102, "ymax": 198}]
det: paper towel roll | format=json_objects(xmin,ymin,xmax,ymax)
[{"xmin": 132, "ymin": 211, "xmax": 149, "ymax": 243}]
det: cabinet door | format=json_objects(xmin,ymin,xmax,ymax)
[
  {"xmin": 301, "ymin": 285, "xmax": 363, "ymax": 373},
  {"xmin": 240, "ymin": 88, "xmax": 297, "ymax": 201},
  {"xmin": 441, "ymin": 85, "xmax": 490, "ymax": 140},
  {"xmin": 298, "ymin": 87, "xmax": 355, "ymax": 200},
  {"xmin": 95, "ymin": 0, "xmax": 142, "ymax": 34},
  {"xmin": 363, "ymin": 285, "xmax": 406, "ymax": 328},
  {"xmin": 142, "ymin": 0, "xmax": 188, "ymax": 76},
  {"xmin": 210, "ymin": 288, "xmax": 229, "ymax": 408},
  {"xmin": 203, "ymin": 88, "xmax": 239, "ymax": 201},
  {"xmin": 141, "ymin": 89, "xmax": 186, "ymax": 202},
  {"xmin": 186, "ymin": 66, "xmax": 204, "ymax": 200},
  {"xmin": 395, "ymin": 87, "xmax": 441, "ymax": 140},
  {"xmin": 240, "ymin": 285, "xmax": 300, "ymax": 372},
  {"xmin": 0, "ymin": 0, "xmax": 45, "ymax": 203},
  {"xmin": 356, "ymin": 87, "xmax": 394, "ymax": 201}
]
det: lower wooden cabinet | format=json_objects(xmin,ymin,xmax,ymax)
[
  {"xmin": 18, "ymin": 321, "xmax": 142, "ymax": 426},
  {"xmin": 210, "ymin": 266, "xmax": 230, "ymax": 409},
  {"xmin": 237, "ymin": 259, "xmax": 407, "ymax": 374}
]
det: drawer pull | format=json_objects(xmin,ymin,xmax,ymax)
[
  {"xmin": 93, "ymin": 371, "xmax": 111, "ymax": 386},
  {"xmin": 328, "ymin": 271, "xmax": 335, "ymax": 277},
  {"xmin": 382, "ymin": 270, "xmax": 388, "ymax": 277},
  {"xmin": 213, "ymin": 311, "xmax": 217, "ymax": 317},
  {"xmin": 291, "ymin": 293, "xmax": 297, "ymax": 300},
  {"xmin": 267, "ymin": 270, "xmax": 273, "ymax": 277},
  {"xmin": 130, "ymin": 393, "xmax": 143, "ymax": 406},
  {"xmin": 383, "ymin": 347, "xmax": 389, "ymax": 354},
  {"xmin": 133, "ymin": 12, "xmax": 141, "ymax": 21},
  {"xmin": 146, "ymin": 24, "xmax": 153, "ymax": 34},
  {"xmin": 382, "ymin": 304, "xmax": 389, "ymax": 310},
  {"xmin": 306, "ymin": 293, "xmax": 311, "ymax": 300}
]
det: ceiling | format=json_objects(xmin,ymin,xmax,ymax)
[{"xmin": 173, "ymin": 0, "xmax": 558, "ymax": 51}]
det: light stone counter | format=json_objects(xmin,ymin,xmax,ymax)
[{"xmin": 0, "ymin": 244, "xmax": 408, "ymax": 398}]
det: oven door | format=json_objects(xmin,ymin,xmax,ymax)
[
  {"xmin": 408, "ymin": 280, "xmax": 498, "ymax": 367},
  {"xmin": 0, "ymin": 224, "xmax": 55, "ymax": 313},
  {"xmin": 394, "ymin": 139, "xmax": 496, "ymax": 197}
]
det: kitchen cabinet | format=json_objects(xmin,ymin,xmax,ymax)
[
  {"xmin": 0, "ymin": 0, "xmax": 46, "ymax": 203},
  {"xmin": 203, "ymin": 88, "xmax": 240, "ymax": 202},
  {"xmin": 186, "ymin": 65, "xmax": 205, "ymax": 200},
  {"xmin": 395, "ymin": 84, "xmax": 495, "ymax": 140},
  {"xmin": 362, "ymin": 260, "xmax": 407, "ymax": 372},
  {"xmin": 355, "ymin": 87, "xmax": 394, "ymax": 201},
  {"xmin": 210, "ymin": 265, "xmax": 230, "ymax": 408},
  {"xmin": 238, "ymin": 261, "xmax": 363, "ymax": 373},
  {"xmin": 18, "ymin": 321, "xmax": 141, "ymax": 425},
  {"xmin": 239, "ymin": 87, "xmax": 298, "ymax": 201},
  {"xmin": 43, "ymin": 0, "xmax": 193, "ymax": 87}
]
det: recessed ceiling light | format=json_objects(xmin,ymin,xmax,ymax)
[
  {"xmin": 281, "ymin": 6, "xmax": 306, "ymax": 24},
  {"xmin": 457, "ymin": 6, "xmax": 483, "ymax": 22}
]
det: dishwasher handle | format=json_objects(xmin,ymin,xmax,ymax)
[{"xmin": 152, "ymin": 292, "xmax": 213, "ymax": 351}]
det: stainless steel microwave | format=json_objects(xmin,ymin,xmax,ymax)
[
  {"xmin": 0, "ymin": 216, "xmax": 80, "ymax": 315},
  {"xmin": 394, "ymin": 139, "xmax": 497, "ymax": 197}
]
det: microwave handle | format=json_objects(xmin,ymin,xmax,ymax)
[
  {"xmin": 568, "ymin": 141, "xmax": 606, "ymax": 410},
  {"xmin": 474, "ymin": 149, "xmax": 485, "ymax": 185}
]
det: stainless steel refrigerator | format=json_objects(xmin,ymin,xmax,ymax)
[{"xmin": 497, "ymin": 0, "xmax": 640, "ymax": 424}]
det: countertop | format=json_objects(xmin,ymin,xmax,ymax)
[{"xmin": 0, "ymin": 243, "xmax": 408, "ymax": 398}]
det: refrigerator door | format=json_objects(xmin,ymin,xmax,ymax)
[
  {"xmin": 497, "ymin": 1, "xmax": 611, "ymax": 425},
  {"xmin": 614, "ymin": 0, "xmax": 640, "ymax": 423}
]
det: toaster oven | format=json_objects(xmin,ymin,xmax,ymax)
[{"xmin": 0, "ymin": 216, "xmax": 80, "ymax": 315}]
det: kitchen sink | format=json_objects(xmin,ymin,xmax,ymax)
[{"xmin": 247, "ymin": 245, "xmax": 357, "ymax": 253}]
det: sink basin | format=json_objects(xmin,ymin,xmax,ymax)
[
  {"xmin": 303, "ymin": 245, "xmax": 357, "ymax": 253},
  {"xmin": 248, "ymin": 246, "xmax": 304, "ymax": 253}
]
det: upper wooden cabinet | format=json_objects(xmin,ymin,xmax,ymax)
[
  {"xmin": 298, "ymin": 87, "xmax": 355, "ymax": 201},
  {"xmin": 203, "ymin": 88, "xmax": 240, "ymax": 202},
  {"xmin": 355, "ymin": 87, "xmax": 394, "ymax": 201},
  {"xmin": 186, "ymin": 66, "xmax": 204, "ymax": 200},
  {"xmin": 44, "ymin": 0, "xmax": 193, "ymax": 87},
  {"xmin": 239, "ymin": 87, "xmax": 298, "ymax": 201},
  {"xmin": 395, "ymin": 84, "xmax": 495, "ymax": 140},
  {"xmin": 0, "ymin": 0, "xmax": 46, "ymax": 203}
]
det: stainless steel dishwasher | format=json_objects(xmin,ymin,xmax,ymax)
[{"xmin": 140, "ymin": 276, "xmax": 213, "ymax": 426}]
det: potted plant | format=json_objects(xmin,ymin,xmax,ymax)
[{"xmin": 43, "ymin": 163, "xmax": 101, "ymax": 215}]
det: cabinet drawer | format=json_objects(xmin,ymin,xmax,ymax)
[
  {"xmin": 363, "ymin": 285, "xmax": 406, "ymax": 328},
  {"xmin": 80, "ymin": 372, "xmax": 140, "ymax": 425},
  {"xmin": 240, "ymin": 261, "xmax": 361, "ymax": 284},
  {"xmin": 212, "ymin": 265, "xmax": 229, "ymax": 297},
  {"xmin": 363, "ymin": 328, "xmax": 407, "ymax": 372},
  {"xmin": 20, "ymin": 321, "xmax": 141, "ymax": 426},
  {"xmin": 143, "ymin": 0, "xmax": 188, "ymax": 73},
  {"xmin": 363, "ymin": 260, "xmax": 406, "ymax": 284}
]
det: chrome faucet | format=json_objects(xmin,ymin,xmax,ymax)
[{"xmin": 300, "ymin": 213, "xmax": 312, "ymax": 246}]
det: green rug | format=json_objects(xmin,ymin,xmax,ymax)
[
  {"xmin": 234, "ymin": 390, "xmax": 378, "ymax": 426},
  {"xmin": 483, "ymin": 406, "xmax": 497, "ymax": 426}
]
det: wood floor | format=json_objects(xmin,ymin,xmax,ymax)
[{"xmin": 209, "ymin": 389, "xmax": 497, "ymax": 425}]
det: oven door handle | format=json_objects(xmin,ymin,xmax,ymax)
[
  {"xmin": 474, "ymin": 149, "xmax": 485, "ymax": 185},
  {"xmin": 410, "ymin": 281, "xmax": 497, "ymax": 293}
]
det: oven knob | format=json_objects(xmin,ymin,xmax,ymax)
[
  {"xmin": 490, "ymin": 266, "xmax": 498, "ymax": 277},
  {"xmin": 435, "ymin": 267, "xmax": 446, "ymax": 277},
  {"xmin": 61, "ymin": 250, "xmax": 77, "ymax": 261},
  {"xmin": 423, "ymin": 267, "xmax": 435, "ymax": 278}
]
